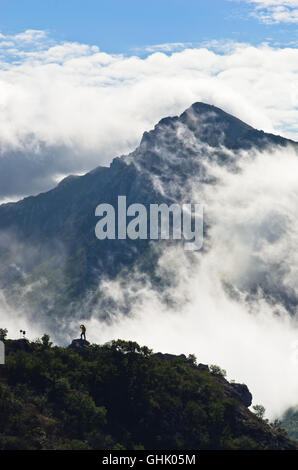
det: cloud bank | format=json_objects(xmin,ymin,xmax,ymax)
[
  {"xmin": 0, "ymin": 30, "xmax": 298, "ymax": 199},
  {"xmin": 73, "ymin": 144, "xmax": 298, "ymax": 420}
]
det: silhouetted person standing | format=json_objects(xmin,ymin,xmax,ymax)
[{"xmin": 80, "ymin": 324, "xmax": 86, "ymax": 341}]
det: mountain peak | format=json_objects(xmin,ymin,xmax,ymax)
[
  {"xmin": 0, "ymin": 101, "xmax": 296, "ymax": 331},
  {"xmin": 151, "ymin": 101, "xmax": 254, "ymax": 132},
  {"xmin": 140, "ymin": 101, "xmax": 291, "ymax": 151},
  {"xmin": 187, "ymin": 101, "xmax": 254, "ymax": 128}
]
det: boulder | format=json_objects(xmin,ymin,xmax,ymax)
[
  {"xmin": 198, "ymin": 363, "xmax": 209, "ymax": 371},
  {"xmin": 227, "ymin": 383, "xmax": 253, "ymax": 408},
  {"xmin": 69, "ymin": 338, "xmax": 90, "ymax": 351},
  {"xmin": 154, "ymin": 352, "xmax": 186, "ymax": 361}
]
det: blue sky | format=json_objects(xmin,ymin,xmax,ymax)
[{"xmin": 0, "ymin": 0, "xmax": 297, "ymax": 54}]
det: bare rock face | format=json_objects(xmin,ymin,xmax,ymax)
[
  {"xmin": 69, "ymin": 338, "xmax": 90, "ymax": 350},
  {"xmin": 198, "ymin": 363, "xmax": 209, "ymax": 371},
  {"xmin": 0, "ymin": 102, "xmax": 297, "ymax": 339},
  {"xmin": 154, "ymin": 352, "xmax": 187, "ymax": 361},
  {"xmin": 231, "ymin": 383, "xmax": 253, "ymax": 407},
  {"xmin": 225, "ymin": 382, "xmax": 253, "ymax": 408}
]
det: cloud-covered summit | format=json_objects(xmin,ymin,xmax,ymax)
[{"xmin": 0, "ymin": 30, "xmax": 298, "ymax": 201}]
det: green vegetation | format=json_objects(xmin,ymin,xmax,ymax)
[
  {"xmin": 0, "ymin": 328, "xmax": 8, "ymax": 341},
  {"xmin": 209, "ymin": 364, "xmax": 227, "ymax": 378},
  {"xmin": 0, "ymin": 336, "xmax": 296, "ymax": 450},
  {"xmin": 252, "ymin": 405, "xmax": 266, "ymax": 420},
  {"xmin": 282, "ymin": 408, "xmax": 298, "ymax": 441}
]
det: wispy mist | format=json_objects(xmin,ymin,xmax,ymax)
[
  {"xmin": 76, "ymin": 144, "xmax": 298, "ymax": 419},
  {"xmin": 1, "ymin": 92, "xmax": 298, "ymax": 421}
]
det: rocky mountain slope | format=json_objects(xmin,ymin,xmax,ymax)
[{"xmin": 0, "ymin": 102, "xmax": 296, "ymax": 334}]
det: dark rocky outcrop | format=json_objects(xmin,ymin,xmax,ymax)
[
  {"xmin": 68, "ymin": 338, "xmax": 90, "ymax": 351},
  {"xmin": 229, "ymin": 383, "xmax": 253, "ymax": 408},
  {"xmin": 198, "ymin": 363, "xmax": 209, "ymax": 371},
  {"xmin": 154, "ymin": 352, "xmax": 187, "ymax": 361}
]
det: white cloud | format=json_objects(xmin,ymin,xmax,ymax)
[
  {"xmin": 243, "ymin": 0, "xmax": 298, "ymax": 23},
  {"xmin": 13, "ymin": 29, "xmax": 47, "ymax": 43},
  {"xmin": 0, "ymin": 31, "xmax": 297, "ymax": 199},
  {"xmin": 81, "ymin": 145, "xmax": 298, "ymax": 419},
  {"xmin": 248, "ymin": 0, "xmax": 298, "ymax": 6},
  {"xmin": 139, "ymin": 42, "xmax": 194, "ymax": 53}
]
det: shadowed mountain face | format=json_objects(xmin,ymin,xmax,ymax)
[{"xmin": 0, "ymin": 102, "xmax": 297, "ymax": 332}]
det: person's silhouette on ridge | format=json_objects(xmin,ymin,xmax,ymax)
[{"xmin": 80, "ymin": 324, "xmax": 86, "ymax": 341}]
